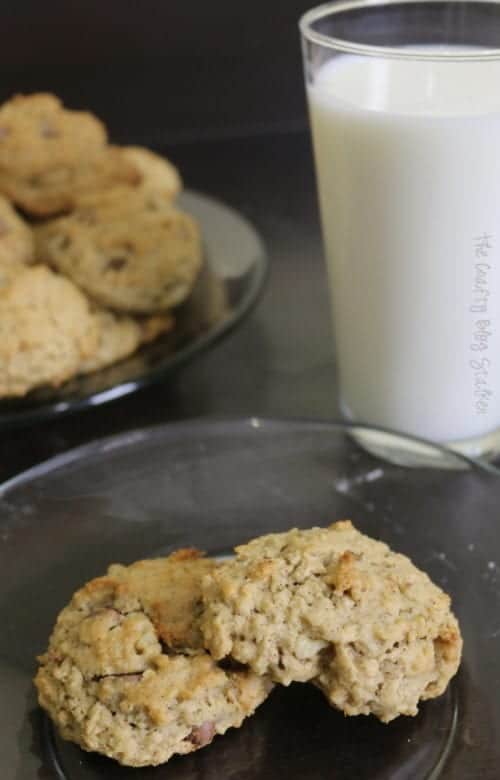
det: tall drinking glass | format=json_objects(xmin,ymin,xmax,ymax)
[{"xmin": 300, "ymin": 0, "xmax": 500, "ymax": 458}]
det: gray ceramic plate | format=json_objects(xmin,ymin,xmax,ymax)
[
  {"xmin": 0, "ymin": 192, "xmax": 267, "ymax": 429},
  {"xmin": 0, "ymin": 419, "xmax": 498, "ymax": 779}
]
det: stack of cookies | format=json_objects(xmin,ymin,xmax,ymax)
[
  {"xmin": 0, "ymin": 93, "xmax": 202, "ymax": 398},
  {"xmin": 34, "ymin": 520, "xmax": 462, "ymax": 768}
]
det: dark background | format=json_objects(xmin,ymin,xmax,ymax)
[
  {"xmin": 0, "ymin": 0, "xmax": 337, "ymax": 476},
  {"xmin": 0, "ymin": 0, "xmax": 314, "ymax": 144}
]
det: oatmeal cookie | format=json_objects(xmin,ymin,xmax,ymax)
[
  {"xmin": 121, "ymin": 145, "xmax": 182, "ymax": 200},
  {"xmin": 0, "ymin": 93, "xmax": 137, "ymax": 215},
  {"xmin": 0, "ymin": 194, "xmax": 35, "ymax": 267},
  {"xmin": 0, "ymin": 265, "xmax": 98, "ymax": 397},
  {"xmin": 0, "ymin": 263, "xmax": 16, "ymax": 289},
  {"xmin": 79, "ymin": 309, "xmax": 174, "ymax": 374},
  {"xmin": 138, "ymin": 312, "xmax": 175, "ymax": 344},
  {"xmin": 201, "ymin": 520, "xmax": 462, "ymax": 722},
  {"xmin": 34, "ymin": 549, "xmax": 273, "ymax": 767},
  {"xmin": 36, "ymin": 187, "xmax": 202, "ymax": 313}
]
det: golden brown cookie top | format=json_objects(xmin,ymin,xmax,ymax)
[
  {"xmin": 201, "ymin": 520, "xmax": 462, "ymax": 721},
  {"xmin": 121, "ymin": 146, "xmax": 182, "ymax": 200},
  {"xmin": 78, "ymin": 307, "xmax": 173, "ymax": 375},
  {"xmin": 0, "ymin": 194, "xmax": 35, "ymax": 267},
  {"xmin": 34, "ymin": 549, "xmax": 273, "ymax": 767},
  {"xmin": 61, "ymin": 184, "xmax": 178, "ymax": 224},
  {"xmin": 0, "ymin": 93, "xmax": 107, "ymax": 177},
  {"xmin": 138, "ymin": 311, "xmax": 174, "ymax": 344},
  {"xmin": 35, "ymin": 187, "xmax": 202, "ymax": 313},
  {"xmin": 0, "ymin": 265, "xmax": 98, "ymax": 396},
  {"xmin": 108, "ymin": 549, "xmax": 217, "ymax": 653},
  {"xmin": 0, "ymin": 94, "xmax": 138, "ymax": 215}
]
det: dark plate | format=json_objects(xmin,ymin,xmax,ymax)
[
  {"xmin": 0, "ymin": 192, "xmax": 267, "ymax": 429},
  {"xmin": 1, "ymin": 418, "xmax": 499, "ymax": 779}
]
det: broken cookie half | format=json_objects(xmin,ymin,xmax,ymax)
[
  {"xmin": 34, "ymin": 549, "xmax": 273, "ymax": 767},
  {"xmin": 201, "ymin": 520, "xmax": 462, "ymax": 723}
]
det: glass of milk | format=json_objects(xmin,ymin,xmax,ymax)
[{"xmin": 300, "ymin": 0, "xmax": 500, "ymax": 459}]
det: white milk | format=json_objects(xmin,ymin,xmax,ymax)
[{"xmin": 308, "ymin": 51, "xmax": 500, "ymax": 444}]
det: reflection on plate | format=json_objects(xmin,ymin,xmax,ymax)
[
  {"xmin": 1, "ymin": 419, "xmax": 499, "ymax": 778},
  {"xmin": 0, "ymin": 192, "xmax": 267, "ymax": 428}
]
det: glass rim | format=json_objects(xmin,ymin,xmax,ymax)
[{"xmin": 299, "ymin": 0, "xmax": 500, "ymax": 61}]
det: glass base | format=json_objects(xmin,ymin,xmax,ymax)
[
  {"xmin": 446, "ymin": 427, "xmax": 500, "ymax": 462},
  {"xmin": 341, "ymin": 402, "xmax": 500, "ymax": 468},
  {"xmin": 348, "ymin": 426, "xmax": 469, "ymax": 470}
]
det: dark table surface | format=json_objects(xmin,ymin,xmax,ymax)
[{"xmin": 0, "ymin": 131, "xmax": 339, "ymax": 483}]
